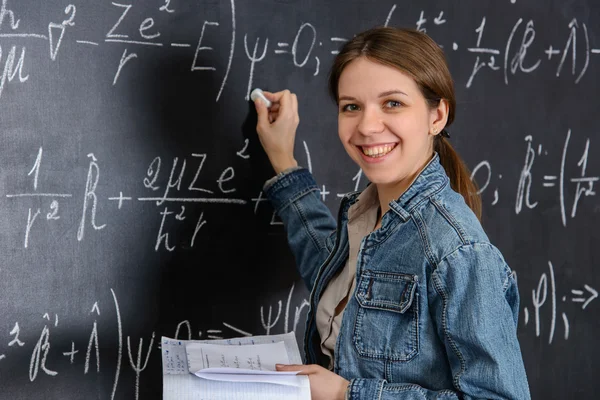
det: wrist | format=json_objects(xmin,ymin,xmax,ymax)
[
  {"xmin": 270, "ymin": 157, "xmax": 298, "ymax": 174},
  {"xmin": 340, "ymin": 379, "xmax": 350, "ymax": 400}
]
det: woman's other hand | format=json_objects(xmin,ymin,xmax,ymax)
[{"xmin": 276, "ymin": 363, "xmax": 349, "ymax": 400}]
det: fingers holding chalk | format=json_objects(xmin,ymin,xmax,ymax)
[{"xmin": 250, "ymin": 88, "xmax": 272, "ymax": 108}]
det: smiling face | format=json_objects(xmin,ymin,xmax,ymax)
[{"xmin": 337, "ymin": 57, "xmax": 441, "ymax": 197}]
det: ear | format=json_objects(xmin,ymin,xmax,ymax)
[{"xmin": 429, "ymin": 99, "xmax": 449, "ymax": 136}]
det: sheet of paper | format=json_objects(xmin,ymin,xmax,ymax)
[
  {"xmin": 163, "ymin": 374, "xmax": 310, "ymax": 400},
  {"xmin": 186, "ymin": 340, "xmax": 290, "ymax": 372},
  {"xmin": 197, "ymin": 367, "xmax": 299, "ymax": 375},
  {"xmin": 161, "ymin": 338, "xmax": 189, "ymax": 375},
  {"xmin": 195, "ymin": 370, "xmax": 305, "ymax": 387},
  {"xmin": 161, "ymin": 332, "xmax": 310, "ymax": 400}
]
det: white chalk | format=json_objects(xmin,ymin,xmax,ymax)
[{"xmin": 250, "ymin": 88, "xmax": 272, "ymax": 108}]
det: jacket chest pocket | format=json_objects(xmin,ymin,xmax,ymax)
[{"xmin": 353, "ymin": 270, "xmax": 419, "ymax": 362}]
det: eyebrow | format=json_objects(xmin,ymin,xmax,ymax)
[
  {"xmin": 378, "ymin": 90, "xmax": 408, "ymax": 97},
  {"xmin": 338, "ymin": 90, "xmax": 409, "ymax": 102}
]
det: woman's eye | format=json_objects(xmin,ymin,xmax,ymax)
[
  {"xmin": 341, "ymin": 104, "xmax": 359, "ymax": 112},
  {"xmin": 384, "ymin": 100, "xmax": 402, "ymax": 108}
]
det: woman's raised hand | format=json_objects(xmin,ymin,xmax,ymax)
[{"xmin": 254, "ymin": 89, "xmax": 300, "ymax": 174}]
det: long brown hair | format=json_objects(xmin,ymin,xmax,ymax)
[{"xmin": 328, "ymin": 26, "xmax": 482, "ymax": 220}]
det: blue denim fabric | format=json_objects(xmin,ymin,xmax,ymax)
[{"xmin": 264, "ymin": 154, "xmax": 531, "ymax": 400}]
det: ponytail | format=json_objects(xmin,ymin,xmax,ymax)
[{"xmin": 435, "ymin": 136, "xmax": 482, "ymax": 221}]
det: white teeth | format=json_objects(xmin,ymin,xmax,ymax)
[{"xmin": 361, "ymin": 144, "xmax": 395, "ymax": 157}]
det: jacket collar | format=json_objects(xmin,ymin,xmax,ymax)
[
  {"xmin": 388, "ymin": 153, "xmax": 449, "ymax": 220},
  {"xmin": 341, "ymin": 153, "xmax": 449, "ymax": 222}
]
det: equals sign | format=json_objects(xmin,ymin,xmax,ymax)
[
  {"xmin": 330, "ymin": 37, "xmax": 348, "ymax": 54},
  {"xmin": 275, "ymin": 42, "xmax": 289, "ymax": 54},
  {"xmin": 206, "ymin": 330, "xmax": 223, "ymax": 339},
  {"xmin": 543, "ymin": 176, "xmax": 557, "ymax": 187}
]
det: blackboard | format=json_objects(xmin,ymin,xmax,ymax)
[{"xmin": 0, "ymin": 0, "xmax": 598, "ymax": 398}]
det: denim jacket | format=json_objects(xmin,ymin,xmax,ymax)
[{"xmin": 264, "ymin": 154, "xmax": 531, "ymax": 400}]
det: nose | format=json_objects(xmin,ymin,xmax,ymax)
[{"xmin": 356, "ymin": 106, "xmax": 384, "ymax": 135}]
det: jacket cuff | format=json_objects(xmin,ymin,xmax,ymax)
[
  {"xmin": 263, "ymin": 166, "xmax": 304, "ymax": 189},
  {"xmin": 262, "ymin": 167, "xmax": 319, "ymax": 212},
  {"xmin": 347, "ymin": 378, "xmax": 385, "ymax": 399}
]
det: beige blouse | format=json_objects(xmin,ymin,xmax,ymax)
[{"xmin": 315, "ymin": 184, "xmax": 379, "ymax": 369}]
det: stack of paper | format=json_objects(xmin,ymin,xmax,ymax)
[{"xmin": 161, "ymin": 332, "xmax": 311, "ymax": 400}]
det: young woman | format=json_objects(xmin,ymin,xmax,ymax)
[{"xmin": 254, "ymin": 27, "xmax": 530, "ymax": 400}]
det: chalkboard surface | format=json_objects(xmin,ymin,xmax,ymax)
[{"xmin": 0, "ymin": 0, "xmax": 598, "ymax": 399}]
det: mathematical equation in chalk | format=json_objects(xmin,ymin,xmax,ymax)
[
  {"xmin": 1, "ymin": 270, "xmax": 595, "ymax": 400},
  {"xmin": 471, "ymin": 129, "xmax": 598, "ymax": 226},
  {"xmin": 0, "ymin": 288, "xmax": 152, "ymax": 400},
  {"xmin": 0, "ymin": 1, "xmax": 599, "ymax": 102},
  {"xmin": 4, "ymin": 127, "xmax": 598, "ymax": 251},
  {"xmin": 521, "ymin": 261, "xmax": 597, "ymax": 343},
  {"xmin": 0, "ymin": 282, "xmax": 309, "ymax": 400}
]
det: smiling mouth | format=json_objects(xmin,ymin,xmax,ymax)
[{"xmin": 360, "ymin": 143, "xmax": 397, "ymax": 158}]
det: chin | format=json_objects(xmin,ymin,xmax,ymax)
[{"xmin": 362, "ymin": 171, "xmax": 399, "ymax": 186}]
